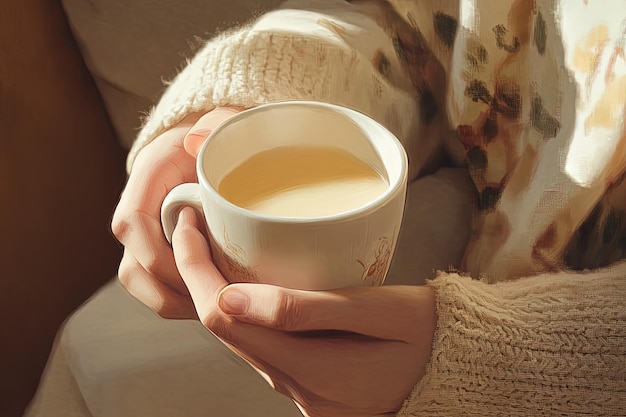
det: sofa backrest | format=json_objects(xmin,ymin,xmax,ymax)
[{"xmin": 62, "ymin": 0, "xmax": 284, "ymax": 149}]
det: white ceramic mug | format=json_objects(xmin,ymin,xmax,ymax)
[{"xmin": 161, "ymin": 101, "xmax": 407, "ymax": 290}]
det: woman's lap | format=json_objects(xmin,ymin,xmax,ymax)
[{"xmin": 26, "ymin": 278, "xmax": 301, "ymax": 417}]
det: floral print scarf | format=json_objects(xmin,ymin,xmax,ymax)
[{"xmin": 373, "ymin": 0, "xmax": 626, "ymax": 281}]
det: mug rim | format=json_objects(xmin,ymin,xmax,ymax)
[{"xmin": 196, "ymin": 100, "xmax": 408, "ymax": 224}]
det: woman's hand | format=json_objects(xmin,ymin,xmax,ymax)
[
  {"xmin": 172, "ymin": 207, "xmax": 437, "ymax": 417},
  {"xmin": 111, "ymin": 107, "xmax": 241, "ymax": 319}
]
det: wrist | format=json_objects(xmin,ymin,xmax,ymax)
[{"xmin": 399, "ymin": 271, "xmax": 626, "ymax": 416}]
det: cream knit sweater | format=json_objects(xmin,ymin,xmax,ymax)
[{"xmin": 128, "ymin": 1, "xmax": 626, "ymax": 415}]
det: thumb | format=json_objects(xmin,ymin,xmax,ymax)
[
  {"xmin": 183, "ymin": 106, "xmax": 244, "ymax": 157},
  {"xmin": 217, "ymin": 283, "xmax": 435, "ymax": 341}
]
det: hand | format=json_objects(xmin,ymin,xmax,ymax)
[
  {"xmin": 172, "ymin": 207, "xmax": 437, "ymax": 417},
  {"xmin": 112, "ymin": 107, "xmax": 242, "ymax": 318}
]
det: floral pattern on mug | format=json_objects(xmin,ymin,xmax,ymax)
[
  {"xmin": 357, "ymin": 235, "xmax": 392, "ymax": 286},
  {"xmin": 212, "ymin": 226, "xmax": 260, "ymax": 284}
]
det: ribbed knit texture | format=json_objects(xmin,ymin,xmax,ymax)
[
  {"xmin": 127, "ymin": 24, "xmax": 420, "ymax": 173},
  {"xmin": 398, "ymin": 270, "xmax": 626, "ymax": 416}
]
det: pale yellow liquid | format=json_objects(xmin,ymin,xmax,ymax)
[{"xmin": 218, "ymin": 146, "xmax": 388, "ymax": 217}]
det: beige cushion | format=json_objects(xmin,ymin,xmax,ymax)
[
  {"xmin": 26, "ymin": 279, "xmax": 301, "ymax": 417},
  {"xmin": 61, "ymin": 0, "xmax": 283, "ymax": 149}
]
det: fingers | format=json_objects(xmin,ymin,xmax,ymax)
[
  {"xmin": 113, "ymin": 114, "xmax": 200, "ymax": 218},
  {"xmin": 171, "ymin": 207, "xmax": 229, "ymax": 323},
  {"xmin": 183, "ymin": 107, "xmax": 244, "ymax": 157},
  {"xmin": 170, "ymin": 209, "xmax": 426, "ymax": 415},
  {"xmin": 207, "ymin": 318, "xmax": 411, "ymax": 416},
  {"xmin": 112, "ymin": 109, "xmax": 242, "ymax": 319},
  {"xmin": 118, "ymin": 251, "xmax": 198, "ymax": 319},
  {"xmin": 115, "ymin": 209, "xmax": 184, "ymax": 289},
  {"xmin": 112, "ymin": 113, "xmax": 203, "ymax": 295},
  {"xmin": 211, "ymin": 286, "xmax": 433, "ymax": 415},
  {"xmin": 217, "ymin": 284, "xmax": 436, "ymax": 342}
]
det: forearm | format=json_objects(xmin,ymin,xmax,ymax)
[{"xmin": 400, "ymin": 265, "xmax": 626, "ymax": 416}]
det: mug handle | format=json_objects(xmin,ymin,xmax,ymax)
[{"xmin": 161, "ymin": 183, "xmax": 204, "ymax": 244}]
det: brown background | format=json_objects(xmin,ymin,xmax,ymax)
[{"xmin": 0, "ymin": 1, "xmax": 127, "ymax": 415}]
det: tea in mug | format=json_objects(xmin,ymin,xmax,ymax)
[{"xmin": 218, "ymin": 146, "xmax": 388, "ymax": 217}]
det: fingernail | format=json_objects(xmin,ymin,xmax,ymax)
[
  {"xmin": 186, "ymin": 128, "xmax": 213, "ymax": 141},
  {"xmin": 184, "ymin": 128, "xmax": 213, "ymax": 157},
  {"xmin": 219, "ymin": 288, "xmax": 249, "ymax": 315}
]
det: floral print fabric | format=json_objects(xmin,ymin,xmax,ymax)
[{"xmin": 380, "ymin": 0, "xmax": 626, "ymax": 280}]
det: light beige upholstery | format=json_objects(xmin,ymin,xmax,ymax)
[
  {"xmin": 62, "ymin": 0, "xmax": 283, "ymax": 148},
  {"xmin": 26, "ymin": 279, "xmax": 301, "ymax": 417}
]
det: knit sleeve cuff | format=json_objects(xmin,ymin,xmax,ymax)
[
  {"xmin": 398, "ymin": 269, "xmax": 626, "ymax": 416},
  {"xmin": 125, "ymin": 3, "xmax": 426, "ymax": 174},
  {"xmin": 126, "ymin": 24, "xmax": 421, "ymax": 173},
  {"xmin": 126, "ymin": 27, "xmax": 355, "ymax": 172}
]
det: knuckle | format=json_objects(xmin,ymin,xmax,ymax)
[
  {"xmin": 117, "ymin": 259, "xmax": 180, "ymax": 320},
  {"xmin": 121, "ymin": 211, "xmax": 169, "ymax": 276},
  {"xmin": 173, "ymin": 246, "xmax": 205, "ymax": 275},
  {"xmin": 142, "ymin": 250, "xmax": 166, "ymax": 277},
  {"xmin": 117, "ymin": 268, "xmax": 130, "ymax": 288},
  {"xmin": 132, "ymin": 144, "xmax": 153, "ymax": 168},
  {"xmin": 117, "ymin": 254, "xmax": 135, "ymax": 288},
  {"xmin": 111, "ymin": 211, "xmax": 129, "ymax": 242},
  {"xmin": 203, "ymin": 313, "xmax": 236, "ymax": 343},
  {"xmin": 151, "ymin": 299, "xmax": 178, "ymax": 319},
  {"xmin": 112, "ymin": 209, "xmax": 150, "ymax": 244},
  {"xmin": 275, "ymin": 292, "xmax": 306, "ymax": 330},
  {"xmin": 172, "ymin": 228, "xmax": 208, "ymax": 268},
  {"xmin": 171, "ymin": 217, "xmax": 195, "ymax": 243},
  {"xmin": 181, "ymin": 245, "xmax": 206, "ymax": 268}
]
